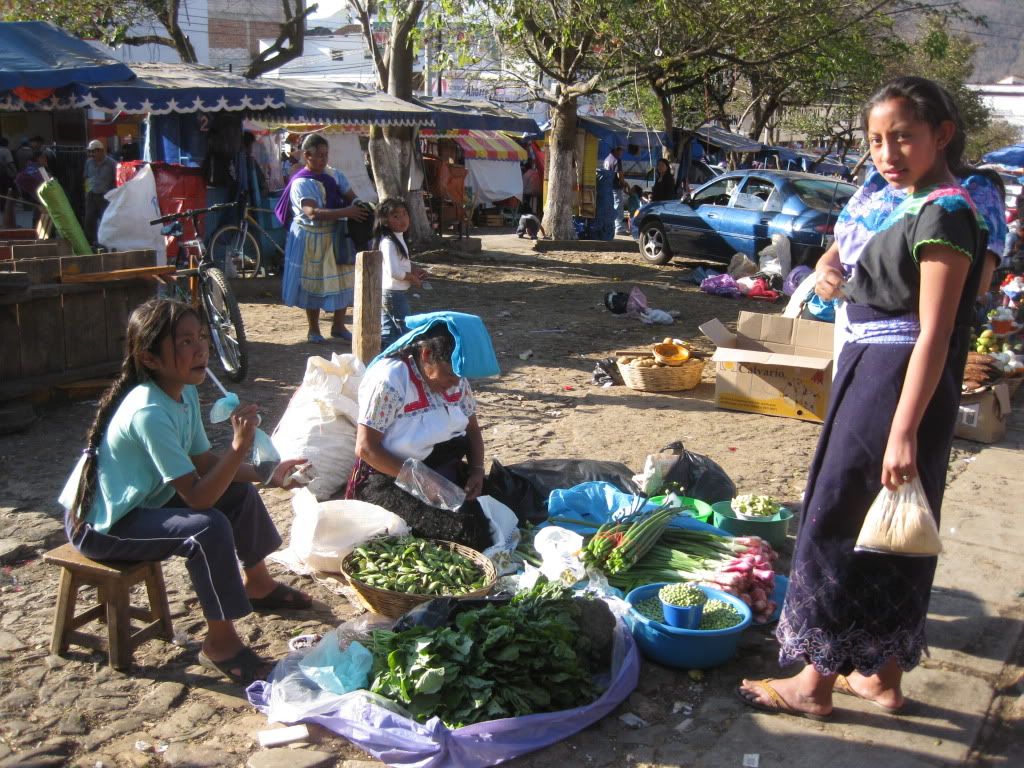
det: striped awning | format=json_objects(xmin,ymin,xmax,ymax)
[{"xmin": 433, "ymin": 130, "xmax": 527, "ymax": 161}]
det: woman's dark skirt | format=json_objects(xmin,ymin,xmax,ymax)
[
  {"xmin": 344, "ymin": 437, "xmax": 492, "ymax": 552},
  {"xmin": 776, "ymin": 333, "xmax": 966, "ymax": 677}
]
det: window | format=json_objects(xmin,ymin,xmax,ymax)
[
  {"xmin": 692, "ymin": 177, "xmax": 737, "ymax": 207},
  {"xmin": 330, "ymin": 49, "xmax": 345, "ymax": 61},
  {"xmin": 734, "ymin": 177, "xmax": 778, "ymax": 212},
  {"xmin": 791, "ymin": 179, "xmax": 856, "ymax": 212}
]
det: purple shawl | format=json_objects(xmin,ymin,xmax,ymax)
[{"xmin": 274, "ymin": 167, "xmax": 345, "ymax": 225}]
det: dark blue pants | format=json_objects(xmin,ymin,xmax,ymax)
[
  {"xmin": 381, "ymin": 289, "xmax": 411, "ymax": 348},
  {"xmin": 67, "ymin": 483, "xmax": 282, "ymax": 621}
]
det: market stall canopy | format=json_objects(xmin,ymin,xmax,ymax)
[
  {"xmin": 417, "ymin": 96, "xmax": 540, "ymax": 135},
  {"xmin": 572, "ymin": 114, "xmax": 669, "ymax": 158},
  {"xmin": 70, "ymin": 63, "xmax": 286, "ymax": 114},
  {"xmin": 423, "ymin": 129, "xmax": 527, "ymax": 161},
  {"xmin": 270, "ymin": 78, "xmax": 434, "ymax": 126},
  {"xmin": 0, "ymin": 21, "xmax": 134, "ymax": 92},
  {"xmin": 692, "ymin": 126, "xmax": 762, "ymax": 153},
  {"xmin": 982, "ymin": 143, "xmax": 1024, "ymax": 169}
]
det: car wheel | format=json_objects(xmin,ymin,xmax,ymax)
[{"xmin": 639, "ymin": 221, "xmax": 672, "ymax": 265}]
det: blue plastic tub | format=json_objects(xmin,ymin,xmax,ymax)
[{"xmin": 625, "ymin": 583, "xmax": 752, "ymax": 669}]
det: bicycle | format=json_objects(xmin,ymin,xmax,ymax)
[
  {"xmin": 209, "ymin": 199, "xmax": 286, "ymax": 279},
  {"xmin": 150, "ymin": 203, "xmax": 249, "ymax": 382}
]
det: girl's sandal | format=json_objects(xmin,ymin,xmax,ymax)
[
  {"xmin": 249, "ymin": 583, "xmax": 313, "ymax": 612},
  {"xmin": 736, "ymin": 678, "xmax": 833, "ymax": 722},
  {"xmin": 197, "ymin": 647, "xmax": 273, "ymax": 687}
]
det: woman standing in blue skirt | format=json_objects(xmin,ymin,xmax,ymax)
[
  {"xmin": 275, "ymin": 134, "xmax": 368, "ymax": 344},
  {"xmin": 739, "ymin": 77, "xmax": 990, "ymax": 719}
]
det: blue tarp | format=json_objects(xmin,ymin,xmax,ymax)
[
  {"xmin": 983, "ymin": 143, "xmax": 1024, "ymax": 169},
  {"xmin": 72, "ymin": 62, "xmax": 285, "ymax": 115},
  {"xmin": 692, "ymin": 125, "xmax": 762, "ymax": 153},
  {"xmin": 573, "ymin": 114, "xmax": 669, "ymax": 164},
  {"xmin": 417, "ymin": 96, "xmax": 540, "ymax": 135},
  {"xmin": 0, "ymin": 21, "xmax": 134, "ymax": 91}
]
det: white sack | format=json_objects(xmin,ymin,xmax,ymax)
[
  {"xmin": 287, "ymin": 488, "xmax": 410, "ymax": 572},
  {"xmin": 97, "ymin": 164, "xmax": 166, "ymax": 262},
  {"xmin": 327, "ymin": 133, "xmax": 378, "ymax": 202},
  {"xmin": 465, "ymin": 158, "xmax": 524, "ymax": 205},
  {"xmin": 271, "ymin": 353, "xmax": 364, "ymax": 501}
]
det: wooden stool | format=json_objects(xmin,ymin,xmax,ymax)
[{"xmin": 44, "ymin": 544, "xmax": 174, "ymax": 670}]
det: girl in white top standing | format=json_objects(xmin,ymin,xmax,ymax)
[{"xmin": 375, "ymin": 198, "xmax": 427, "ymax": 347}]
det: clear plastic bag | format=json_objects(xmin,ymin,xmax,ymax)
[
  {"xmin": 394, "ymin": 458, "xmax": 466, "ymax": 511},
  {"xmin": 855, "ymin": 477, "xmax": 942, "ymax": 557}
]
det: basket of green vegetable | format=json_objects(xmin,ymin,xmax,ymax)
[
  {"xmin": 342, "ymin": 536, "xmax": 497, "ymax": 618},
  {"xmin": 626, "ymin": 582, "xmax": 751, "ymax": 668}
]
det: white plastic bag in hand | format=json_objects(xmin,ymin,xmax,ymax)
[{"xmin": 855, "ymin": 477, "xmax": 942, "ymax": 557}]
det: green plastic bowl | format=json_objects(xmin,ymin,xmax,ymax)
[
  {"xmin": 648, "ymin": 494, "xmax": 714, "ymax": 524},
  {"xmin": 711, "ymin": 501, "xmax": 793, "ymax": 549}
]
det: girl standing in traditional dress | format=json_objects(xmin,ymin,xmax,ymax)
[
  {"xmin": 739, "ymin": 77, "xmax": 990, "ymax": 719},
  {"xmin": 276, "ymin": 134, "xmax": 368, "ymax": 344}
]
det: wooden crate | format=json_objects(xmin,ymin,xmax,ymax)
[
  {"xmin": 0, "ymin": 239, "xmax": 72, "ymax": 262},
  {"xmin": 0, "ymin": 249, "xmax": 159, "ymax": 401}
]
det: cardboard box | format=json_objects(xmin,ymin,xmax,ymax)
[
  {"xmin": 700, "ymin": 312, "xmax": 834, "ymax": 423},
  {"xmin": 955, "ymin": 382, "xmax": 1010, "ymax": 443}
]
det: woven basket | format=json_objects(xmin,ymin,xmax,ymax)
[
  {"xmin": 618, "ymin": 356, "xmax": 704, "ymax": 392},
  {"xmin": 341, "ymin": 539, "xmax": 497, "ymax": 618}
]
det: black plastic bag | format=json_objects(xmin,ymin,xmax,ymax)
[
  {"xmin": 659, "ymin": 441, "xmax": 736, "ymax": 504},
  {"xmin": 592, "ymin": 357, "xmax": 623, "ymax": 386},
  {"xmin": 485, "ymin": 458, "xmax": 640, "ymax": 524}
]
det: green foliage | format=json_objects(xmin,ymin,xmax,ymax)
[
  {"xmin": 967, "ymin": 120, "xmax": 1023, "ymax": 165},
  {"xmin": 2, "ymin": 0, "xmax": 141, "ymax": 47},
  {"xmin": 368, "ymin": 581, "xmax": 602, "ymax": 727}
]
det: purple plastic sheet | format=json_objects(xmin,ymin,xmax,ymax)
[
  {"xmin": 699, "ymin": 273, "xmax": 742, "ymax": 298},
  {"xmin": 248, "ymin": 615, "xmax": 641, "ymax": 767}
]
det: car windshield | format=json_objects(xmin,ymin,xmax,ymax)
[{"xmin": 791, "ymin": 178, "xmax": 856, "ymax": 212}]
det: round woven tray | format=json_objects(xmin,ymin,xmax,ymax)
[
  {"xmin": 341, "ymin": 539, "xmax": 497, "ymax": 618},
  {"xmin": 618, "ymin": 356, "xmax": 704, "ymax": 392}
]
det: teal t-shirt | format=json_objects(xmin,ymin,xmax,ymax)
[{"xmin": 85, "ymin": 381, "xmax": 211, "ymax": 533}]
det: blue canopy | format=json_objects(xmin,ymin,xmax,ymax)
[
  {"xmin": 572, "ymin": 114, "xmax": 669, "ymax": 161},
  {"xmin": 692, "ymin": 125, "xmax": 762, "ymax": 153},
  {"xmin": 71, "ymin": 63, "xmax": 285, "ymax": 114},
  {"xmin": 419, "ymin": 96, "xmax": 541, "ymax": 135},
  {"xmin": 982, "ymin": 144, "xmax": 1024, "ymax": 169},
  {"xmin": 0, "ymin": 21, "xmax": 134, "ymax": 91},
  {"xmin": 273, "ymin": 78, "xmax": 434, "ymax": 126}
]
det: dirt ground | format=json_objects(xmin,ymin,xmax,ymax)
[{"xmin": 0, "ymin": 236, "xmax": 988, "ymax": 767}]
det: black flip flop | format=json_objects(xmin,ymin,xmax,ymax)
[
  {"xmin": 249, "ymin": 583, "xmax": 313, "ymax": 612},
  {"xmin": 197, "ymin": 647, "xmax": 273, "ymax": 686}
]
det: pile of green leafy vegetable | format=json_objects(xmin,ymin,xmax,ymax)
[{"xmin": 368, "ymin": 580, "xmax": 612, "ymax": 727}]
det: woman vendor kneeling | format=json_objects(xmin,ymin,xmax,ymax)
[{"xmin": 346, "ymin": 312, "xmax": 500, "ymax": 551}]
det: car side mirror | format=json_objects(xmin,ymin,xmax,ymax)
[{"xmin": 680, "ymin": 194, "xmax": 692, "ymax": 205}]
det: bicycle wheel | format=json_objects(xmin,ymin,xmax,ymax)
[
  {"xmin": 201, "ymin": 267, "xmax": 249, "ymax": 382},
  {"xmin": 210, "ymin": 225, "xmax": 261, "ymax": 279}
]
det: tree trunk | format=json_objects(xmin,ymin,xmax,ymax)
[
  {"xmin": 654, "ymin": 83, "xmax": 674, "ymax": 160},
  {"xmin": 542, "ymin": 95, "xmax": 579, "ymax": 240},
  {"xmin": 368, "ymin": 125, "xmax": 433, "ymax": 249}
]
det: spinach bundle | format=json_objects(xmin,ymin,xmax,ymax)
[{"xmin": 368, "ymin": 583, "xmax": 609, "ymax": 727}]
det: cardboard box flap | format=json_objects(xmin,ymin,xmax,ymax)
[
  {"xmin": 711, "ymin": 346, "xmax": 832, "ymax": 371},
  {"xmin": 994, "ymin": 382, "xmax": 1011, "ymax": 416},
  {"xmin": 699, "ymin": 318, "xmax": 737, "ymax": 348}
]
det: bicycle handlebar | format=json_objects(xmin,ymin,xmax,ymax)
[{"xmin": 149, "ymin": 202, "xmax": 237, "ymax": 226}]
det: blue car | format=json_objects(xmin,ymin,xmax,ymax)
[{"xmin": 631, "ymin": 170, "xmax": 856, "ymax": 267}]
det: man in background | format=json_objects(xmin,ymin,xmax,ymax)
[
  {"xmin": 84, "ymin": 139, "xmax": 116, "ymax": 246},
  {"xmin": 603, "ymin": 145, "xmax": 626, "ymax": 235}
]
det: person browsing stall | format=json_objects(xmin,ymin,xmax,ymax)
[
  {"xmin": 603, "ymin": 145, "xmax": 627, "ymax": 235},
  {"xmin": 275, "ymin": 134, "xmax": 368, "ymax": 344},
  {"xmin": 739, "ymin": 77, "xmax": 992, "ymax": 720},
  {"xmin": 60, "ymin": 299, "xmax": 311, "ymax": 687},
  {"xmin": 84, "ymin": 139, "xmax": 117, "ymax": 246},
  {"xmin": 346, "ymin": 313, "xmax": 500, "ymax": 551}
]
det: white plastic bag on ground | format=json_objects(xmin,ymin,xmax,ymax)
[
  {"xmin": 758, "ymin": 234, "xmax": 792, "ymax": 279},
  {"xmin": 478, "ymin": 495, "xmax": 521, "ymax": 567},
  {"xmin": 727, "ymin": 252, "xmax": 758, "ymax": 278},
  {"xmin": 271, "ymin": 354, "xmax": 364, "ymax": 500},
  {"xmin": 283, "ymin": 488, "xmax": 411, "ymax": 572},
  {"xmin": 533, "ymin": 526, "xmax": 586, "ymax": 584},
  {"xmin": 97, "ymin": 164, "xmax": 166, "ymax": 262}
]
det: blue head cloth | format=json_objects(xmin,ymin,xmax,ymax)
[{"xmin": 371, "ymin": 311, "xmax": 500, "ymax": 378}]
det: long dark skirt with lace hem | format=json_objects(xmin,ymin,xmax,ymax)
[{"xmin": 777, "ymin": 335, "xmax": 965, "ymax": 677}]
